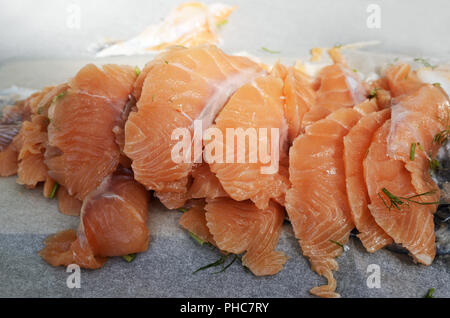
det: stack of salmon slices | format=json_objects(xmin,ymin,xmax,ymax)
[{"xmin": 0, "ymin": 45, "xmax": 448, "ymax": 297}]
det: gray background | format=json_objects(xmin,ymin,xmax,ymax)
[{"xmin": 0, "ymin": 0, "xmax": 449, "ymax": 298}]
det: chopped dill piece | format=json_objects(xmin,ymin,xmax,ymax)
[
  {"xmin": 189, "ymin": 232, "xmax": 206, "ymax": 246},
  {"xmin": 261, "ymin": 47, "xmax": 280, "ymax": 54},
  {"xmin": 425, "ymin": 288, "xmax": 435, "ymax": 298},
  {"xmin": 432, "ymin": 82, "xmax": 441, "ymax": 88},
  {"xmin": 378, "ymin": 188, "xmax": 439, "ymax": 211},
  {"xmin": 393, "ymin": 57, "xmax": 399, "ymax": 62},
  {"xmin": 352, "ymin": 69, "xmax": 358, "ymax": 73},
  {"xmin": 53, "ymin": 91, "xmax": 67, "ymax": 103},
  {"xmin": 49, "ymin": 183, "xmax": 59, "ymax": 199},
  {"xmin": 122, "ymin": 253, "xmax": 137, "ymax": 263},
  {"xmin": 433, "ymin": 112, "xmax": 449, "ymax": 146},
  {"xmin": 164, "ymin": 60, "xmax": 169, "ymax": 64},
  {"xmin": 429, "ymin": 158, "xmax": 441, "ymax": 171},
  {"xmin": 410, "ymin": 143, "xmax": 417, "ymax": 161},
  {"xmin": 329, "ymin": 239, "xmax": 345, "ymax": 250},
  {"xmin": 368, "ymin": 88, "xmax": 379, "ymax": 99},
  {"xmin": 178, "ymin": 207, "xmax": 188, "ymax": 212},
  {"xmin": 134, "ymin": 66, "xmax": 141, "ymax": 76},
  {"xmin": 37, "ymin": 107, "xmax": 43, "ymax": 115},
  {"xmin": 216, "ymin": 19, "xmax": 228, "ymax": 27},
  {"xmin": 404, "ymin": 73, "xmax": 409, "ymax": 80},
  {"xmin": 414, "ymin": 57, "xmax": 437, "ymax": 69}
]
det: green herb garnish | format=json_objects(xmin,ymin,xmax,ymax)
[
  {"xmin": 216, "ymin": 19, "xmax": 228, "ymax": 28},
  {"xmin": 164, "ymin": 60, "xmax": 169, "ymax": 64},
  {"xmin": 122, "ymin": 253, "xmax": 137, "ymax": 262},
  {"xmin": 378, "ymin": 188, "xmax": 439, "ymax": 211},
  {"xmin": 432, "ymin": 82, "xmax": 441, "ymax": 88},
  {"xmin": 425, "ymin": 288, "xmax": 435, "ymax": 298},
  {"xmin": 433, "ymin": 112, "xmax": 449, "ymax": 146},
  {"xmin": 49, "ymin": 183, "xmax": 59, "ymax": 199},
  {"xmin": 368, "ymin": 88, "xmax": 379, "ymax": 99},
  {"xmin": 135, "ymin": 66, "xmax": 141, "ymax": 76},
  {"xmin": 414, "ymin": 57, "xmax": 437, "ymax": 69},
  {"xmin": 178, "ymin": 208, "xmax": 188, "ymax": 213},
  {"xmin": 193, "ymin": 254, "xmax": 228, "ymax": 274},
  {"xmin": 429, "ymin": 158, "xmax": 441, "ymax": 171},
  {"xmin": 189, "ymin": 232, "xmax": 207, "ymax": 246},
  {"xmin": 410, "ymin": 143, "xmax": 417, "ymax": 161},
  {"xmin": 352, "ymin": 69, "xmax": 358, "ymax": 73},
  {"xmin": 329, "ymin": 239, "xmax": 345, "ymax": 250},
  {"xmin": 53, "ymin": 91, "xmax": 66, "ymax": 103},
  {"xmin": 261, "ymin": 47, "xmax": 280, "ymax": 54}
]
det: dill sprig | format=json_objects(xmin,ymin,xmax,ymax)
[
  {"xmin": 368, "ymin": 87, "xmax": 380, "ymax": 99},
  {"xmin": 433, "ymin": 113, "xmax": 449, "ymax": 146},
  {"xmin": 122, "ymin": 253, "xmax": 137, "ymax": 262},
  {"xmin": 49, "ymin": 183, "xmax": 59, "ymax": 199},
  {"xmin": 410, "ymin": 143, "xmax": 417, "ymax": 160},
  {"xmin": 329, "ymin": 239, "xmax": 345, "ymax": 250},
  {"xmin": 193, "ymin": 254, "xmax": 235, "ymax": 274},
  {"xmin": 425, "ymin": 288, "xmax": 435, "ymax": 298},
  {"xmin": 378, "ymin": 188, "xmax": 439, "ymax": 211},
  {"xmin": 178, "ymin": 208, "xmax": 188, "ymax": 213},
  {"xmin": 261, "ymin": 47, "xmax": 280, "ymax": 54},
  {"xmin": 414, "ymin": 57, "xmax": 437, "ymax": 69},
  {"xmin": 134, "ymin": 66, "xmax": 141, "ymax": 76},
  {"xmin": 189, "ymin": 232, "xmax": 208, "ymax": 246}
]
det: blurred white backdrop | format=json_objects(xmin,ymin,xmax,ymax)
[{"xmin": 0, "ymin": 0, "xmax": 449, "ymax": 62}]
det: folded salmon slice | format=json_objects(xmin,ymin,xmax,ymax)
[
  {"xmin": 124, "ymin": 45, "xmax": 264, "ymax": 209},
  {"xmin": 343, "ymin": 109, "xmax": 393, "ymax": 252},
  {"xmin": 45, "ymin": 64, "xmax": 136, "ymax": 200},
  {"xmin": 387, "ymin": 86, "xmax": 449, "ymax": 208},
  {"xmin": 285, "ymin": 99, "xmax": 379, "ymax": 298},
  {"xmin": 188, "ymin": 163, "xmax": 228, "ymax": 199},
  {"xmin": 364, "ymin": 121, "xmax": 436, "ymax": 265},
  {"xmin": 205, "ymin": 197, "xmax": 287, "ymax": 276},
  {"xmin": 57, "ymin": 186, "xmax": 82, "ymax": 216},
  {"xmin": 179, "ymin": 201, "xmax": 217, "ymax": 246},
  {"xmin": 40, "ymin": 168, "xmax": 149, "ymax": 268},
  {"xmin": 302, "ymin": 63, "xmax": 367, "ymax": 126},
  {"xmin": 0, "ymin": 99, "xmax": 31, "ymax": 176},
  {"xmin": 208, "ymin": 75, "xmax": 290, "ymax": 209},
  {"xmin": 15, "ymin": 115, "xmax": 48, "ymax": 188},
  {"xmin": 283, "ymin": 66, "xmax": 316, "ymax": 142}
]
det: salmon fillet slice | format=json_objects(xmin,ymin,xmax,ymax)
[
  {"xmin": 188, "ymin": 163, "xmax": 228, "ymax": 199},
  {"xmin": 45, "ymin": 64, "xmax": 137, "ymax": 200},
  {"xmin": 40, "ymin": 168, "xmax": 149, "ymax": 268},
  {"xmin": 387, "ymin": 85, "xmax": 449, "ymax": 207},
  {"xmin": 285, "ymin": 99, "xmax": 379, "ymax": 298},
  {"xmin": 343, "ymin": 109, "xmax": 393, "ymax": 252},
  {"xmin": 205, "ymin": 197, "xmax": 288, "ymax": 276},
  {"xmin": 302, "ymin": 63, "xmax": 367, "ymax": 126},
  {"xmin": 15, "ymin": 115, "xmax": 48, "ymax": 188},
  {"xmin": 364, "ymin": 121, "xmax": 436, "ymax": 265},
  {"xmin": 283, "ymin": 66, "xmax": 316, "ymax": 142},
  {"xmin": 57, "ymin": 186, "xmax": 82, "ymax": 216},
  {"xmin": 209, "ymin": 75, "xmax": 290, "ymax": 209},
  {"xmin": 0, "ymin": 99, "xmax": 32, "ymax": 176},
  {"xmin": 124, "ymin": 45, "xmax": 264, "ymax": 209},
  {"xmin": 179, "ymin": 201, "xmax": 217, "ymax": 246}
]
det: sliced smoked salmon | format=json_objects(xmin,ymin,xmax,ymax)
[
  {"xmin": 283, "ymin": 66, "xmax": 316, "ymax": 142},
  {"xmin": 285, "ymin": 99, "xmax": 379, "ymax": 298},
  {"xmin": 208, "ymin": 75, "xmax": 290, "ymax": 209},
  {"xmin": 343, "ymin": 109, "xmax": 393, "ymax": 252},
  {"xmin": 302, "ymin": 63, "xmax": 367, "ymax": 126},
  {"xmin": 188, "ymin": 163, "xmax": 228, "ymax": 199},
  {"xmin": 57, "ymin": 186, "xmax": 82, "ymax": 216},
  {"xmin": 40, "ymin": 168, "xmax": 149, "ymax": 268},
  {"xmin": 45, "ymin": 64, "xmax": 137, "ymax": 200},
  {"xmin": 205, "ymin": 197, "xmax": 287, "ymax": 276},
  {"xmin": 124, "ymin": 45, "xmax": 264, "ymax": 209},
  {"xmin": 364, "ymin": 120, "xmax": 436, "ymax": 265},
  {"xmin": 179, "ymin": 200, "xmax": 217, "ymax": 246}
]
